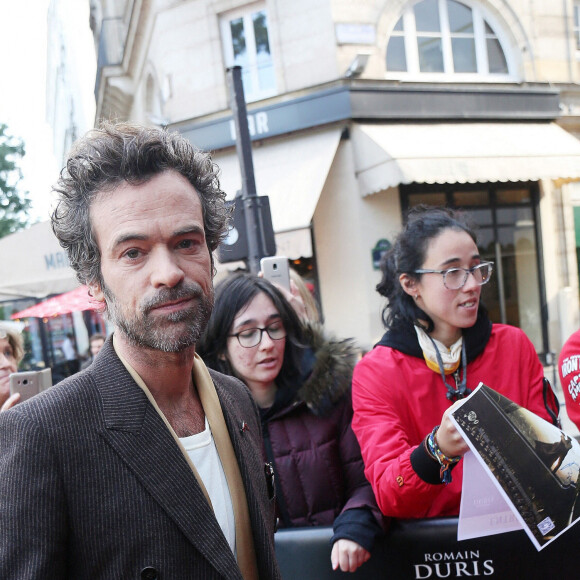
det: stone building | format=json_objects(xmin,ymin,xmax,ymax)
[
  {"xmin": 47, "ymin": 0, "xmax": 96, "ymax": 166},
  {"xmin": 89, "ymin": 0, "xmax": 580, "ymax": 358}
]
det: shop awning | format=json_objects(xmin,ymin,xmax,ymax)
[
  {"xmin": 352, "ymin": 122, "xmax": 580, "ymax": 196},
  {"xmin": 11, "ymin": 286, "xmax": 102, "ymax": 319},
  {"xmin": 213, "ymin": 127, "xmax": 342, "ymax": 246},
  {"xmin": 0, "ymin": 221, "xmax": 78, "ymax": 301},
  {"xmin": 274, "ymin": 229, "xmax": 312, "ymax": 261}
]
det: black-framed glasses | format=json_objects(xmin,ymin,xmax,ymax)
[
  {"xmin": 414, "ymin": 262, "xmax": 494, "ymax": 290},
  {"xmin": 228, "ymin": 322, "xmax": 287, "ymax": 348}
]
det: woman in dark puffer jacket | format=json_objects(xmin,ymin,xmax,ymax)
[{"xmin": 197, "ymin": 273, "xmax": 383, "ymax": 573}]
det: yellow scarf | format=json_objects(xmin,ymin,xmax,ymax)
[{"xmin": 414, "ymin": 325, "xmax": 462, "ymax": 375}]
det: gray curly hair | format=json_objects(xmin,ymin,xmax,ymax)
[{"xmin": 51, "ymin": 121, "xmax": 229, "ymax": 287}]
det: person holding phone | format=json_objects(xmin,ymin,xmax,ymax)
[
  {"xmin": 0, "ymin": 324, "xmax": 24, "ymax": 412},
  {"xmin": 260, "ymin": 257, "xmax": 291, "ymax": 292},
  {"xmin": 351, "ymin": 205, "xmax": 560, "ymax": 519},
  {"xmin": 197, "ymin": 273, "xmax": 384, "ymax": 573}
]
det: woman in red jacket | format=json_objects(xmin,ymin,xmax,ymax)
[
  {"xmin": 198, "ymin": 273, "xmax": 383, "ymax": 573},
  {"xmin": 352, "ymin": 205, "xmax": 559, "ymax": 519}
]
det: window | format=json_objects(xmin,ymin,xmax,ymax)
[
  {"xmin": 387, "ymin": 0, "xmax": 512, "ymax": 80},
  {"xmin": 574, "ymin": 2, "xmax": 580, "ymax": 51},
  {"xmin": 221, "ymin": 5, "xmax": 276, "ymax": 102}
]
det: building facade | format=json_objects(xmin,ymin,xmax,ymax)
[
  {"xmin": 47, "ymin": 0, "xmax": 96, "ymax": 166},
  {"xmin": 90, "ymin": 0, "xmax": 580, "ymax": 357},
  {"xmin": 36, "ymin": 0, "xmax": 101, "ymax": 367}
]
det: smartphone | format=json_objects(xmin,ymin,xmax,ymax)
[
  {"xmin": 9, "ymin": 369, "xmax": 52, "ymax": 403},
  {"xmin": 261, "ymin": 256, "xmax": 291, "ymax": 291}
]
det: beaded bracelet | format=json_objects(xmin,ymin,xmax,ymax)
[{"xmin": 425, "ymin": 425, "xmax": 461, "ymax": 484}]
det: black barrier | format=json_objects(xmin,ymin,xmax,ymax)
[{"xmin": 274, "ymin": 517, "xmax": 580, "ymax": 579}]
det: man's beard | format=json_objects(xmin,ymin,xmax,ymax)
[{"xmin": 102, "ymin": 281, "xmax": 213, "ymax": 352}]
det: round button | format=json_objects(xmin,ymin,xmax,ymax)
[{"xmin": 140, "ymin": 567, "xmax": 159, "ymax": 580}]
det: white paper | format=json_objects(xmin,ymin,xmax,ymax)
[
  {"xmin": 457, "ymin": 450, "xmax": 523, "ymax": 541},
  {"xmin": 450, "ymin": 382, "xmax": 580, "ymax": 551}
]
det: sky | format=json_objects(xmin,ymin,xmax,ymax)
[{"xmin": 0, "ymin": 0, "xmax": 95, "ymax": 222}]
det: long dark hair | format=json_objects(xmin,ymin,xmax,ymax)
[
  {"xmin": 197, "ymin": 273, "xmax": 305, "ymax": 390},
  {"xmin": 377, "ymin": 205, "xmax": 481, "ymax": 332}
]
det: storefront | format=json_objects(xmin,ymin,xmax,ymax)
[
  {"xmin": 173, "ymin": 83, "xmax": 580, "ymax": 354},
  {"xmin": 0, "ymin": 222, "xmax": 107, "ymax": 371},
  {"xmin": 350, "ymin": 121, "xmax": 580, "ymax": 357}
]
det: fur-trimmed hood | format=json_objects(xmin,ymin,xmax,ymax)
[
  {"xmin": 297, "ymin": 323, "xmax": 359, "ymax": 416},
  {"xmin": 261, "ymin": 323, "xmax": 359, "ymax": 422},
  {"xmin": 258, "ymin": 323, "xmax": 381, "ymax": 536}
]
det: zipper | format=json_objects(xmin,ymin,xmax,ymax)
[{"xmin": 262, "ymin": 422, "xmax": 292, "ymax": 528}]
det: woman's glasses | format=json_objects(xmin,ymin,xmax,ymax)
[
  {"xmin": 414, "ymin": 262, "xmax": 494, "ymax": 290},
  {"xmin": 228, "ymin": 322, "xmax": 287, "ymax": 348}
]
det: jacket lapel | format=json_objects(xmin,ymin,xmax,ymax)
[
  {"xmin": 90, "ymin": 342, "xmax": 242, "ymax": 579},
  {"xmin": 212, "ymin": 374, "xmax": 273, "ymax": 559}
]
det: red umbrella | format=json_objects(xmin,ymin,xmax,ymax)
[{"xmin": 11, "ymin": 286, "xmax": 103, "ymax": 319}]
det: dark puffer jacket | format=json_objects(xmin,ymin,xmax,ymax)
[{"xmin": 260, "ymin": 323, "xmax": 383, "ymax": 550}]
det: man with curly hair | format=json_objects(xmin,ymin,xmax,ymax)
[{"xmin": 0, "ymin": 122, "xmax": 280, "ymax": 580}]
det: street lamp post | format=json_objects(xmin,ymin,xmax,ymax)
[{"xmin": 226, "ymin": 65, "xmax": 271, "ymax": 274}]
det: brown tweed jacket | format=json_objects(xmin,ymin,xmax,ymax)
[{"xmin": 0, "ymin": 339, "xmax": 280, "ymax": 579}]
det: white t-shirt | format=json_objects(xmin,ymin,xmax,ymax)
[
  {"xmin": 180, "ymin": 419, "xmax": 236, "ymax": 553},
  {"xmin": 62, "ymin": 338, "xmax": 76, "ymax": 360}
]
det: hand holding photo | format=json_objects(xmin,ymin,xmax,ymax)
[{"xmin": 450, "ymin": 383, "xmax": 580, "ymax": 551}]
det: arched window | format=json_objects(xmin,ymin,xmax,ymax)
[{"xmin": 386, "ymin": 0, "xmax": 513, "ymax": 80}]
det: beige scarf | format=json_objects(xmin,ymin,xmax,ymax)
[
  {"xmin": 113, "ymin": 337, "xmax": 258, "ymax": 580},
  {"xmin": 414, "ymin": 325, "xmax": 462, "ymax": 375}
]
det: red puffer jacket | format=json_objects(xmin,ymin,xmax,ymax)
[
  {"xmin": 558, "ymin": 328, "xmax": 580, "ymax": 430},
  {"xmin": 352, "ymin": 318, "xmax": 559, "ymax": 520}
]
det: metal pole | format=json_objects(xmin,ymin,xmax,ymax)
[{"xmin": 226, "ymin": 66, "xmax": 267, "ymax": 274}]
